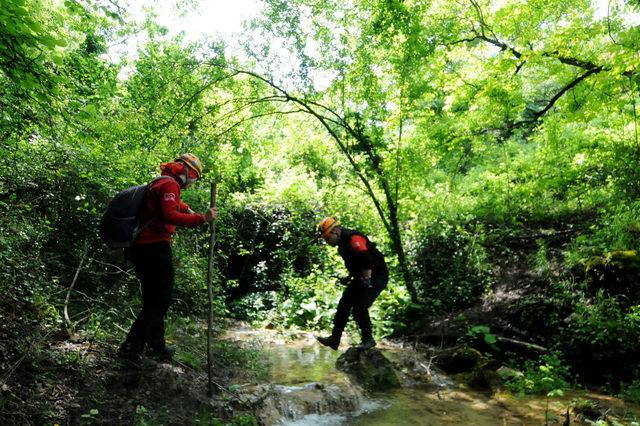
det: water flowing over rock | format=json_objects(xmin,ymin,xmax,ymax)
[
  {"xmin": 233, "ymin": 382, "xmax": 364, "ymax": 425},
  {"xmin": 335, "ymin": 348, "xmax": 401, "ymax": 391}
]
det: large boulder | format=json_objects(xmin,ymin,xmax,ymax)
[
  {"xmin": 335, "ymin": 348, "xmax": 400, "ymax": 391},
  {"xmin": 434, "ymin": 346, "xmax": 504, "ymax": 391}
]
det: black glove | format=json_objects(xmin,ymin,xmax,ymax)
[
  {"xmin": 360, "ymin": 276, "xmax": 372, "ymax": 288},
  {"xmin": 339, "ymin": 276, "xmax": 352, "ymax": 286}
]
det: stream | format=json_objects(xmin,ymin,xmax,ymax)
[{"xmin": 223, "ymin": 325, "xmax": 640, "ymax": 425}]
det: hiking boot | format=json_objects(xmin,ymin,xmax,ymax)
[
  {"xmin": 316, "ymin": 335, "xmax": 340, "ymax": 350},
  {"xmin": 146, "ymin": 345, "xmax": 175, "ymax": 362},
  {"xmin": 355, "ymin": 337, "xmax": 376, "ymax": 351}
]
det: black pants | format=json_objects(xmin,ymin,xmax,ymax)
[
  {"xmin": 331, "ymin": 272, "xmax": 388, "ymax": 341},
  {"xmin": 121, "ymin": 242, "xmax": 174, "ymax": 354}
]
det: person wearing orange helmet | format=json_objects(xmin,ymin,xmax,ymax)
[
  {"xmin": 316, "ymin": 217, "xmax": 388, "ymax": 351},
  {"xmin": 118, "ymin": 153, "xmax": 217, "ymax": 368}
]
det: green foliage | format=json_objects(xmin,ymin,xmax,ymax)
[
  {"xmin": 563, "ymin": 295, "xmax": 640, "ymax": 384},
  {"xmin": 567, "ymin": 201, "xmax": 640, "ymax": 266},
  {"xmin": 212, "ymin": 340, "xmax": 270, "ymax": 381},
  {"xmin": 216, "ymin": 202, "xmax": 323, "ymax": 303},
  {"xmin": 2, "ymin": 0, "xmax": 640, "ymax": 413},
  {"xmin": 620, "ymin": 380, "xmax": 640, "ymax": 404},
  {"xmin": 133, "ymin": 405, "xmax": 150, "ymax": 426},
  {"xmin": 265, "ymin": 269, "xmax": 340, "ymax": 330},
  {"xmin": 407, "ymin": 220, "xmax": 493, "ymax": 313},
  {"xmin": 80, "ymin": 408, "xmax": 100, "ymax": 423},
  {"xmin": 0, "ymin": 0, "xmax": 69, "ymax": 92},
  {"xmin": 370, "ymin": 281, "xmax": 412, "ymax": 338},
  {"xmin": 193, "ymin": 412, "xmax": 258, "ymax": 426},
  {"xmin": 163, "ymin": 317, "xmax": 269, "ymax": 379},
  {"xmin": 505, "ymin": 353, "xmax": 570, "ymax": 397},
  {"xmin": 466, "ymin": 325, "xmax": 498, "ymax": 347},
  {"xmin": 513, "ymin": 279, "xmax": 576, "ymax": 337}
]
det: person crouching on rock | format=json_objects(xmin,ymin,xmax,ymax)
[
  {"xmin": 118, "ymin": 153, "xmax": 217, "ymax": 368},
  {"xmin": 316, "ymin": 217, "xmax": 388, "ymax": 351}
]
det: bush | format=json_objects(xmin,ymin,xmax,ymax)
[
  {"xmin": 407, "ymin": 220, "xmax": 493, "ymax": 314},
  {"xmin": 370, "ymin": 281, "xmax": 412, "ymax": 338},
  {"xmin": 563, "ymin": 295, "xmax": 640, "ymax": 385},
  {"xmin": 268, "ymin": 269, "xmax": 340, "ymax": 330},
  {"xmin": 213, "ymin": 202, "xmax": 323, "ymax": 301},
  {"xmin": 565, "ymin": 201, "xmax": 640, "ymax": 267},
  {"xmin": 505, "ymin": 352, "xmax": 570, "ymax": 397},
  {"xmin": 620, "ymin": 380, "xmax": 640, "ymax": 404}
]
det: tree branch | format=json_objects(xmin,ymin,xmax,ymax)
[
  {"xmin": 222, "ymin": 68, "xmax": 394, "ymax": 235},
  {"xmin": 64, "ymin": 244, "xmax": 89, "ymax": 334},
  {"xmin": 514, "ymin": 67, "xmax": 602, "ymax": 127}
]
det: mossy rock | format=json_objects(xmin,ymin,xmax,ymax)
[
  {"xmin": 335, "ymin": 348, "xmax": 400, "ymax": 391},
  {"xmin": 437, "ymin": 347, "xmax": 486, "ymax": 374},
  {"xmin": 456, "ymin": 368, "xmax": 502, "ymax": 392},
  {"xmin": 585, "ymin": 250, "xmax": 640, "ymax": 273},
  {"xmin": 496, "ymin": 366, "xmax": 523, "ymax": 382},
  {"xmin": 585, "ymin": 250, "xmax": 640, "ymax": 302}
]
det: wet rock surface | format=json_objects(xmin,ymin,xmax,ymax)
[
  {"xmin": 335, "ymin": 348, "xmax": 401, "ymax": 391},
  {"xmin": 233, "ymin": 382, "xmax": 363, "ymax": 425}
]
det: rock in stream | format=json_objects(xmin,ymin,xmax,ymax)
[{"xmin": 335, "ymin": 348, "xmax": 401, "ymax": 392}]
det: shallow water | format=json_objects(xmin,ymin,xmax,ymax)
[{"xmin": 224, "ymin": 327, "xmax": 640, "ymax": 426}]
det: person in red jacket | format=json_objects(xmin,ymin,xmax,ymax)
[{"xmin": 118, "ymin": 153, "xmax": 217, "ymax": 367}]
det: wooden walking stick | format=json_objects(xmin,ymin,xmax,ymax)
[{"xmin": 206, "ymin": 181, "xmax": 217, "ymax": 397}]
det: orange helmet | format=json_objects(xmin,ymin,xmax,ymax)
[
  {"xmin": 318, "ymin": 216, "xmax": 339, "ymax": 237},
  {"xmin": 176, "ymin": 153, "xmax": 203, "ymax": 179}
]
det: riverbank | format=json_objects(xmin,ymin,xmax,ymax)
[{"xmin": 2, "ymin": 319, "xmax": 639, "ymax": 425}]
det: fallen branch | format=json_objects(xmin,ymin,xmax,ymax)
[
  {"xmin": 64, "ymin": 244, "xmax": 89, "ymax": 334},
  {"xmin": 496, "ymin": 336, "xmax": 547, "ymax": 353}
]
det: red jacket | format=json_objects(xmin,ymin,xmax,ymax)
[{"xmin": 134, "ymin": 173, "xmax": 205, "ymax": 245}]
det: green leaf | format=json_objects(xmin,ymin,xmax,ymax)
[
  {"xmin": 51, "ymin": 53, "xmax": 64, "ymax": 66},
  {"xmin": 484, "ymin": 333, "xmax": 497, "ymax": 345},
  {"xmin": 12, "ymin": 6, "xmax": 29, "ymax": 17},
  {"xmin": 40, "ymin": 35, "xmax": 58, "ymax": 49},
  {"xmin": 83, "ymin": 104, "xmax": 98, "ymax": 114},
  {"xmin": 26, "ymin": 20, "xmax": 43, "ymax": 33},
  {"xmin": 19, "ymin": 76, "xmax": 37, "ymax": 90}
]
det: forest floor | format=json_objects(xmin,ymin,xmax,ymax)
[{"xmin": 0, "ymin": 317, "xmax": 261, "ymax": 425}]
